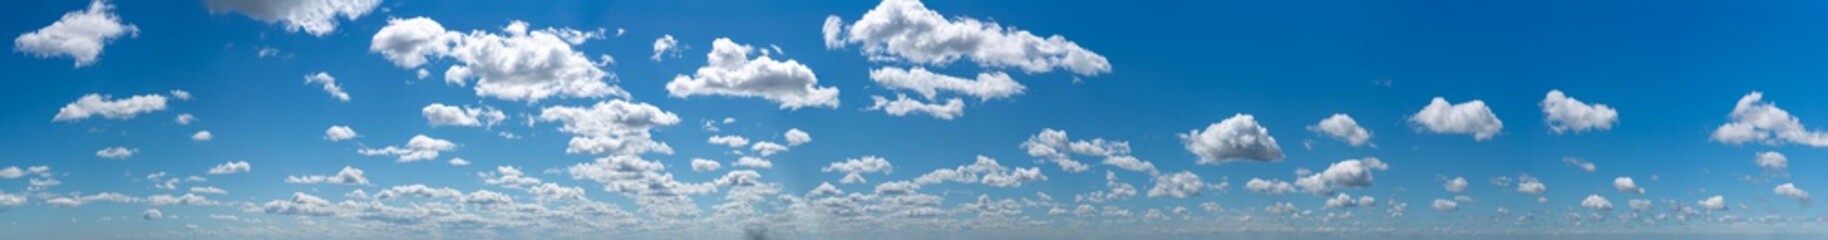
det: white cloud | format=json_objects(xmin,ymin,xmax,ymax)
[
  {"xmin": 357, "ymin": 135, "xmax": 458, "ymax": 162},
  {"xmin": 1432, "ymin": 199, "xmax": 1458, "ymax": 212},
  {"xmin": 0, "ymin": 193, "xmax": 26, "ymax": 206},
  {"xmin": 285, "ymin": 166, "xmax": 368, "ymax": 185},
  {"xmin": 1409, "ymin": 97, "xmax": 1503, "ymax": 140},
  {"xmin": 143, "ymin": 208, "xmax": 162, "ymax": 220},
  {"xmin": 1295, "ymin": 158, "xmax": 1389, "ymax": 195},
  {"xmin": 1613, "ymin": 177, "xmax": 1643, "ymax": 194},
  {"xmin": 1757, "ymin": 151, "xmax": 1788, "ymax": 171},
  {"xmin": 1245, "ymin": 178, "xmax": 1296, "ymax": 195},
  {"xmin": 191, "ymin": 130, "xmax": 213, "ymax": 141},
  {"xmin": 913, "ymin": 156, "xmax": 1045, "ymax": 188},
  {"xmin": 1541, "ymin": 90, "xmax": 1618, "ymax": 134},
  {"xmin": 538, "ymin": 100, "xmax": 680, "ymax": 156},
  {"xmin": 53, "ymin": 93, "xmax": 169, "ymax": 122},
  {"xmin": 421, "ymin": 103, "xmax": 506, "ymax": 127},
  {"xmin": 1182, "ymin": 114, "xmax": 1285, "ymax": 164},
  {"xmin": 1713, "ymin": 92, "xmax": 1828, "ymax": 147},
  {"xmin": 1628, "ymin": 199, "xmax": 1652, "ymax": 212},
  {"xmin": 96, "ymin": 146, "xmax": 136, "ymax": 159},
  {"xmin": 869, "ymin": 67, "xmax": 1023, "ymax": 101},
  {"xmin": 823, "ymin": 156, "xmax": 893, "ymax": 184},
  {"xmin": 303, "ymin": 72, "xmax": 351, "ymax": 102},
  {"xmin": 1022, "ymin": 128, "xmax": 1153, "ymax": 173},
  {"xmin": 733, "ymin": 156, "xmax": 772, "ymax": 169},
  {"xmin": 175, "ymin": 113, "xmax": 197, "ymax": 125},
  {"xmin": 1775, "ymin": 183, "xmax": 1810, "ymax": 203},
  {"xmin": 14, "ymin": 0, "xmax": 138, "ymax": 67},
  {"xmin": 204, "ymin": 0, "xmax": 380, "ymax": 36},
  {"xmin": 1581, "ymin": 194, "xmax": 1613, "ymax": 211},
  {"xmin": 784, "ymin": 128, "xmax": 812, "ymax": 146},
  {"xmin": 1563, "ymin": 157, "xmax": 1597, "ymax": 173},
  {"xmin": 372, "ymin": 18, "xmax": 627, "ymax": 102},
  {"xmin": 324, "ymin": 125, "xmax": 358, "ymax": 141},
  {"xmin": 1698, "ymin": 195, "xmax": 1727, "ymax": 211},
  {"xmin": 666, "ymin": 38, "xmax": 839, "ymax": 109},
  {"xmin": 1445, "ymin": 177, "xmax": 1468, "ymax": 193},
  {"xmin": 447, "ymin": 158, "xmax": 470, "ymax": 166},
  {"xmin": 1308, "ymin": 114, "xmax": 1372, "ymax": 147},
  {"xmin": 207, "ymin": 161, "xmax": 250, "ymax": 175},
  {"xmin": 868, "ymin": 95, "xmax": 963, "ymax": 120},
  {"xmin": 566, "ymin": 155, "xmax": 714, "ymax": 196},
  {"xmin": 750, "ymin": 141, "xmax": 788, "ymax": 157},
  {"xmin": 652, "ymin": 34, "xmax": 681, "ymax": 61},
  {"xmin": 690, "ymin": 158, "xmax": 721, "ymax": 172},
  {"xmin": 190, "ymin": 186, "xmax": 228, "ymax": 195},
  {"xmin": 1147, "ymin": 171, "xmax": 1206, "ymax": 198},
  {"xmin": 1325, "ymin": 193, "xmax": 1377, "ymax": 209},
  {"xmin": 825, "ymin": 0, "xmax": 1109, "ymax": 76},
  {"xmin": 1517, "ymin": 176, "xmax": 1548, "ymax": 195},
  {"xmin": 707, "ymin": 135, "xmax": 750, "ymax": 148}
]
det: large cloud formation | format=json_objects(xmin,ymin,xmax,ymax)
[
  {"xmin": 666, "ymin": 38, "xmax": 839, "ymax": 109},
  {"xmin": 823, "ymin": 0, "xmax": 1109, "ymax": 76},
  {"xmin": 14, "ymin": 0, "xmax": 139, "ymax": 67},
  {"xmin": 205, "ymin": 0, "xmax": 381, "ymax": 36},
  {"xmin": 1712, "ymin": 92, "xmax": 1828, "ymax": 147},
  {"xmin": 372, "ymin": 17, "xmax": 626, "ymax": 102}
]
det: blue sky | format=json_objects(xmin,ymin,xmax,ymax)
[{"xmin": 2, "ymin": 0, "xmax": 1828, "ymax": 239}]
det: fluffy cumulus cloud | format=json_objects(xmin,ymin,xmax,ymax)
[
  {"xmin": 1445, "ymin": 177, "xmax": 1469, "ymax": 193},
  {"xmin": 784, "ymin": 128, "xmax": 812, "ymax": 146},
  {"xmin": 1613, "ymin": 177, "xmax": 1643, "ymax": 194},
  {"xmin": 666, "ymin": 38, "xmax": 839, "ymax": 109},
  {"xmin": 303, "ymin": 72, "xmax": 351, "ymax": 102},
  {"xmin": 285, "ymin": 166, "xmax": 368, "ymax": 185},
  {"xmin": 1246, "ymin": 178, "xmax": 1296, "ymax": 195},
  {"xmin": 1712, "ymin": 92, "xmax": 1828, "ymax": 147},
  {"xmin": 357, "ymin": 134, "xmax": 458, "ymax": 162},
  {"xmin": 324, "ymin": 125, "xmax": 358, "ymax": 141},
  {"xmin": 207, "ymin": 161, "xmax": 251, "ymax": 175},
  {"xmin": 913, "ymin": 156, "xmax": 1046, "ymax": 188},
  {"xmin": 1023, "ymin": 128, "xmax": 1153, "ymax": 173},
  {"xmin": 823, "ymin": 156, "xmax": 894, "ymax": 184},
  {"xmin": 1775, "ymin": 183, "xmax": 1810, "ymax": 203},
  {"xmin": 53, "ymin": 93, "xmax": 169, "ymax": 122},
  {"xmin": 690, "ymin": 158, "xmax": 721, "ymax": 172},
  {"xmin": 96, "ymin": 146, "xmax": 136, "ymax": 159},
  {"xmin": 1541, "ymin": 90, "xmax": 1618, "ymax": 134},
  {"xmin": 191, "ymin": 130, "xmax": 214, "ymax": 141},
  {"xmin": 1147, "ymin": 171, "xmax": 1207, "ymax": 198},
  {"xmin": 1516, "ymin": 176, "xmax": 1548, "ymax": 195},
  {"xmin": 1698, "ymin": 195, "xmax": 1727, "ymax": 211},
  {"xmin": 824, "ymin": 0, "xmax": 1110, "ymax": 76},
  {"xmin": 1295, "ymin": 158, "xmax": 1389, "ymax": 195},
  {"xmin": 372, "ymin": 17, "xmax": 626, "ymax": 102},
  {"xmin": 1325, "ymin": 193, "xmax": 1377, "ymax": 209},
  {"xmin": 1409, "ymin": 97, "xmax": 1503, "ymax": 140},
  {"xmin": 1181, "ymin": 114, "xmax": 1285, "ymax": 164},
  {"xmin": 539, "ymin": 100, "xmax": 680, "ymax": 156},
  {"xmin": 869, "ymin": 67, "xmax": 1023, "ymax": 102},
  {"xmin": 421, "ymin": 103, "xmax": 506, "ymax": 127},
  {"xmin": 651, "ymin": 34, "xmax": 680, "ymax": 61},
  {"xmin": 1309, "ymin": 114, "xmax": 1372, "ymax": 147},
  {"xmin": 868, "ymin": 94, "xmax": 963, "ymax": 120},
  {"xmin": 1432, "ymin": 199, "xmax": 1458, "ymax": 212},
  {"xmin": 1757, "ymin": 151, "xmax": 1788, "ymax": 171},
  {"xmin": 14, "ymin": 0, "xmax": 138, "ymax": 67},
  {"xmin": 204, "ymin": 0, "xmax": 381, "ymax": 36},
  {"xmin": 1581, "ymin": 194, "xmax": 1613, "ymax": 211}
]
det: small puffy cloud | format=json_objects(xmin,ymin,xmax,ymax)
[
  {"xmin": 422, "ymin": 103, "xmax": 506, "ymax": 127},
  {"xmin": 1023, "ymin": 128, "xmax": 1152, "ymax": 173},
  {"xmin": 538, "ymin": 100, "xmax": 680, "ymax": 156},
  {"xmin": 324, "ymin": 125, "xmax": 358, "ymax": 141},
  {"xmin": 285, "ymin": 166, "xmax": 368, "ymax": 185},
  {"xmin": 1308, "ymin": 114, "xmax": 1371, "ymax": 147},
  {"xmin": 1325, "ymin": 193, "xmax": 1377, "ymax": 209},
  {"xmin": 1181, "ymin": 114, "xmax": 1285, "ymax": 164},
  {"xmin": 190, "ymin": 186, "xmax": 228, "ymax": 195},
  {"xmin": 825, "ymin": 0, "xmax": 1109, "ymax": 76},
  {"xmin": 53, "ymin": 93, "xmax": 169, "ymax": 122},
  {"xmin": 1613, "ymin": 177, "xmax": 1643, "ymax": 194},
  {"xmin": 1628, "ymin": 199, "xmax": 1652, "ymax": 212},
  {"xmin": 1409, "ymin": 97, "xmax": 1503, "ymax": 140},
  {"xmin": 1698, "ymin": 195, "xmax": 1727, "ymax": 211},
  {"xmin": 913, "ymin": 156, "xmax": 1045, "ymax": 188},
  {"xmin": 651, "ymin": 34, "xmax": 681, "ymax": 61},
  {"xmin": 1757, "ymin": 151, "xmax": 1788, "ymax": 171},
  {"xmin": 357, "ymin": 135, "xmax": 457, "ymax": 162},
  {"xmin": 1563, "ymin": 157, "xmax": 1597, "ymax": 173},
  {"xmin": 303, "ymin": 72, "xmax": 351, "ymax": 102},
  {"xmin": 1541, "ymin": 90, "xmax": 1618, "ymax": 134},
  {"xmin": 868, "ymin": 95, "xmax": 962, "ymax": 120},
  {"xmin": 1245, "ymin": 178, "xmax": 1296, "ymax": 195},
  {"xmin": 1147, "ymin": 171, "xmax": 1206, "ymax": 198},
  {"xmin": 175, "ymin": 113, "xmax": 197, "ymax": 125},
  {"xmin": 707, "ymin": 135, "xmax": 750, "ymax": 148},
  {"xmin": 143, "ymin": 208, "xmax": 162, "ymax": 220},
  {"xmin": 204, "ymin": 0, "xmax": 381, "ymax": 36},
  {"xmin": 1516, "ymin": 177, "xmax": 1548, "ymax": 195},
  {"xmin": 1775, "ymin": 183, "xmax": 1810, "ymax": 203},
  {"xmin": 1581, "ymin": 194, "xmax": 1613, "ymax": 211},
  {"xmin": 1445, "ymin": 177, "xmax": 1469, "ymax": 193},
  {"xmin": 824, "ymin": 156, "xmax": 893, "ymax": 184},
  {"xmin": 869, "ymin": 67, "xmax": 1023, "ymax": 101},
  {"xmin": 733, "ymin": 156, "xmax": 772, "ymax": 169},
  {"xmin": 14, "ymin": 0, "xmax": 138, "ymax": 67},
  {"xmin": 1295, "ymin": 158, "xmax": 1389, "ymax": 195},
  {"xmin": 207, "ymin": 161, "xmax": 250, "ymax": 175},
  {"xmin": 666, "ymin": 38, "xmax": 839, "ymax": 109},
  {"xmin": 784, "ymin": 128, "xmax": 811, "ymax": 146},
  {"xmin": 690, "ymin": 158, "xmax": 721, "ymax": 172},
  {"xmin": 191, "ymin": 130, "xmax": 213, "ymax": 141},
  {"xmin": 447, "ymin": 158, "xmax": 470, "ymax": 166},
  {"xmin": 371, "ymin": 18, "xmax": 627, "ymax": 102},
  {"xmin": 96, "ymin": 146, "xmax": 136, "ymax": 159},
  {"xmin": 1432, "ymin": 199, "xmax": 1458, "ymax": 212},
  {"xmin": 1712, "ymin": 92, "xmax": 1828, "ymax": 147}
]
